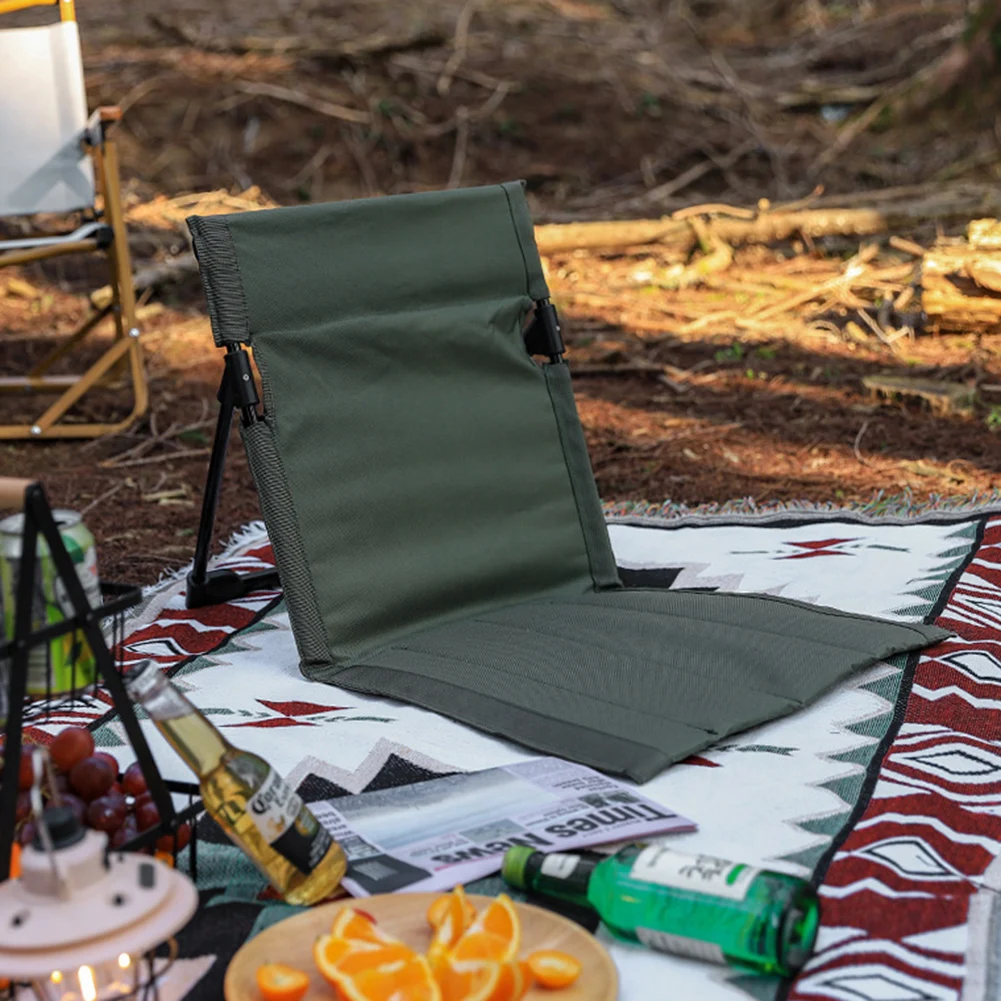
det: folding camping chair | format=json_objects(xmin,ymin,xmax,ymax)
[
  {"xmin": 185, "ymin": 182, "xmax": 946, "ymax": 783},
  {"xmin": 0, "ymin": 0, "xmax": 146, "ymax": 439}
]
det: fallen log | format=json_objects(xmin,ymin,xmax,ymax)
[
  {"xmin": 90, "ymin": 253, "xmax": 198, "ymax": 311},
  {"xmin": 922, "ymin": 219, "xmax": 1001, "ymax": 335},
  {"xmin": 534, "ymin": 189, "xmax": 1001, "ymax": 256},
  {"xmin": 862, "ymin": 374, "xmax": 976, "ymax": 414}
]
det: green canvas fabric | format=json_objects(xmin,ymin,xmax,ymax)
[{"xmin": 188, "ymin": 182, "xmax": 948, "ymax": 782}]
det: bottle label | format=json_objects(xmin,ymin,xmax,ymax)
[
  {"xmin": 636, "ymin": 927, "xmax": 726, "ymax": 964},
  {"xmin": 630, "ymin": 846, "xmax": 758, "ymax": 901},
  {"xmin": 248, "ymin": 769, "xmax": 333, "ymax": 874},
  {"xmin": 541, "ymin": 853, "xmax": 580, "ymax": 879}
]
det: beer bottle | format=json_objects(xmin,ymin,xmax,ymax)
[{"xmin": 126, "ymin": 661, "xmax": 346, "ymax": 905}]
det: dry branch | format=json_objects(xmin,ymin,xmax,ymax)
[
  {"xmin": 232, "ymin": 81, "xmax": 369, "ymax": 124},
  {"xmin": 148, "ymin": 15, "xmax": 444, "ymax": 63},
  {"xmin": 90, "ymin": 254, "xmax": 198, "ymax": 311},
  {"xmin": 534, "ymin": 189, "xmax": 1001, "ymax": 256}
]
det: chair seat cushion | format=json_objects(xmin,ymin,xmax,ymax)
[{"xmin": 323, "ymin": 588, "xmax": 948, "ymax": 782}]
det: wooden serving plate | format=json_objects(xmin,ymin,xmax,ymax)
[{"xmin": 224, "ymin": 892, "xmax": 618, "ymax": 1001}]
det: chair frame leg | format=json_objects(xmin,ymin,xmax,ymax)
[{"xmin": 186, "ymin": 346, "xmax": 280, "ymax": 608}]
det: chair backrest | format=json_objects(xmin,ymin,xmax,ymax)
[
  {"xmin": 188, "ymin": 182, "xmax": 621, "ymax": 669},
  {"xmin": 0, "ymin": 18, "xmax": 94, "ymax": 216}
]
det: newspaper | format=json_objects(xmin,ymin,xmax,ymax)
[{"xmin": 310, "ymin": 756, "xmax": 696, "ymax": 897}]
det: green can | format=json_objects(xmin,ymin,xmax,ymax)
[{"xmin": 0, "ymin": 509, "xmax": 101, "ymax": 697}]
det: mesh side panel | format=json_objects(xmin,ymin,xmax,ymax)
[
  {"xmin": 342, "ymin": 588, "xmax": 948, "ymax": 782},
  {"xmin": 241, "ymin": 419, "xmax": 330, "ymax": 669},
  {"xmin": 544, "ymin": 363, "xmax": 621, "ymax": 590},
  {"xmin": 187, "ymin": 216, "xmax": 251, "ymax": 346}
]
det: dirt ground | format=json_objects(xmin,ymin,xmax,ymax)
[{"xmin": 3, "ymin": 0, "xmax": 1001, "ymax": 584}]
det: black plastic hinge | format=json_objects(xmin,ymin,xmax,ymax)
[
  {"xmin": 94, "ymin": 225, "xmax": 114, "ymax": 250},
  {"xmin": 221, "ymin": 348, "xmax": 260, "ymax": 409},
  {"xmin": 524, "ymin": 300, "xmax": 564, "ymax": 360}
]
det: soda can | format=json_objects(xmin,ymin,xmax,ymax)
[{"xmin": 0, "ymin": 510, "xmax": 101, "ymax": 698}]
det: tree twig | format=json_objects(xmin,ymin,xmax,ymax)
[
  {"xmin": 79, "ymin": 481, "xmax": 127, "ymax": 518},
  {"xmin": 100, "ymin": 448, "xmax": 211, "ymax": 470},
  {"xmin": 621, "ymin": 141, "xmax": 756, "ymax": 209},
  {"xmin": 853, "ymin": 420, "xmax": 871, "ymax": 466},
  {"xmin": 438, "ymin": 0, "xmax": 478, "ymax": 95},
  {"xmin": 233, "ymin": 80, "xmax": 369, "ymax": 124},
  {"xmin": 447, "ymin": 107, "xmax": 471, "ymax": 188}
]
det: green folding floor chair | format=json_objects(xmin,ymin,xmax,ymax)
[{"xmin": 185, "ymin": 181, "xmax": 946, "ymax": 783}]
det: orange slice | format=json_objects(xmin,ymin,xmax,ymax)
[
  {"xmin": 469, "ymin": 896, "xmax": 520, "ymax": 952},
  {"xmin": 335, "ymin": 944, "xmax": 417, "ymax": 976},
  {"xmin": 338, "ymin": 953, "xmax": 441, "ymax": 1001},
  {"xmin": 518, "ymin": 960, "xmax": 533, "ymax": 989},
  {"xmin": 450, "ymin": 932, "xmax": 514, "ymax": 965},
  {"xmin": 428, "ymin": 886, "xmax": 477, "ymax": 931},
  {"xmin": 437, "ymin": 960, "xmax": 527, "ymax": 1001},
  {"xmin": 450, "ymin": 896, "xmax": 520, "ymax": 965},
  {"xmin": 527, "ymin": 950, "xmax": 582, "ymax": 989},
  {"xmin": 255, "ymin": 962, "xmax": 310, "ymax": 1001},
  {"xmin": 331, "ymin": 907, "xmax": 397, "ymax": 945},
  {"xmin": 485, "ymin": 960, "xmax": 528, "ymax": 1001},
  {"xmin": 313, "ymin": 935, "xmax": 398, "ymax": 987},
  {"xmin": 429, "ymin": 886, "xmax": 477, "ymax": 959},
  {"xmin": 436, "ymin": 960, "xmax": 501, "ymax": 1001},
  {"xmin": 428, "ymin": 894, "xmax": 452, "ymax": 930}
]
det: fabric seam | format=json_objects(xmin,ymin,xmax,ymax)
[
  {"xmin": 244, "ymin": 417, "xmax": 333, "ymax": 669},
  {"xmin": 543, "ymin": 367, "xmax": 605, "ymax": 592},
  {"xmin": 500, "ymin": 182, "xmax": 535, "ymax": 299}
]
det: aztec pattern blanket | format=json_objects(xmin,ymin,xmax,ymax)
[{"xmin": 24, "ymin": 505, "xmax": 1001, "ymax": 1001}]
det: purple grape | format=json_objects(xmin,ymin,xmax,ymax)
[
  {"xmin": 69, "ymin": 757, "xmax": 114, "ymax": 802},
  {"xmin": 87, "ymin": 795, "xmax": 127, "ymax": 833}
]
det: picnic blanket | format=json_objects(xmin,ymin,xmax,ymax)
[{"xmin": 33, "ymin": 503, "xmax": 1001, "ymax": 1001}]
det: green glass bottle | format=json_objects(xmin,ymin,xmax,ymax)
[{"xmin": 502, "ymin": 844, "xmax": 819, "ymax": 976}]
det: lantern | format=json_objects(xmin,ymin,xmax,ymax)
[{"xmin": 0, "ymin": 767, "xmax": 197, "ymax": 1001}]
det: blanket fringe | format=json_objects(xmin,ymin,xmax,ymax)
[
  {"xmin": 145, "ymin": 519, "xmax": 269, "ymax": 595},
  {"xmin": 604, "ymin": 489, "xmax": 1001, "ymax": 524},
  {"xmin": 137, "ymin": 492, "xmax": 1001, "ymax": 608}
]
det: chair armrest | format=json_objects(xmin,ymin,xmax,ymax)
[{"xmin": 83, "ymin": 105, "xmax": 123, "ymax": 147}]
